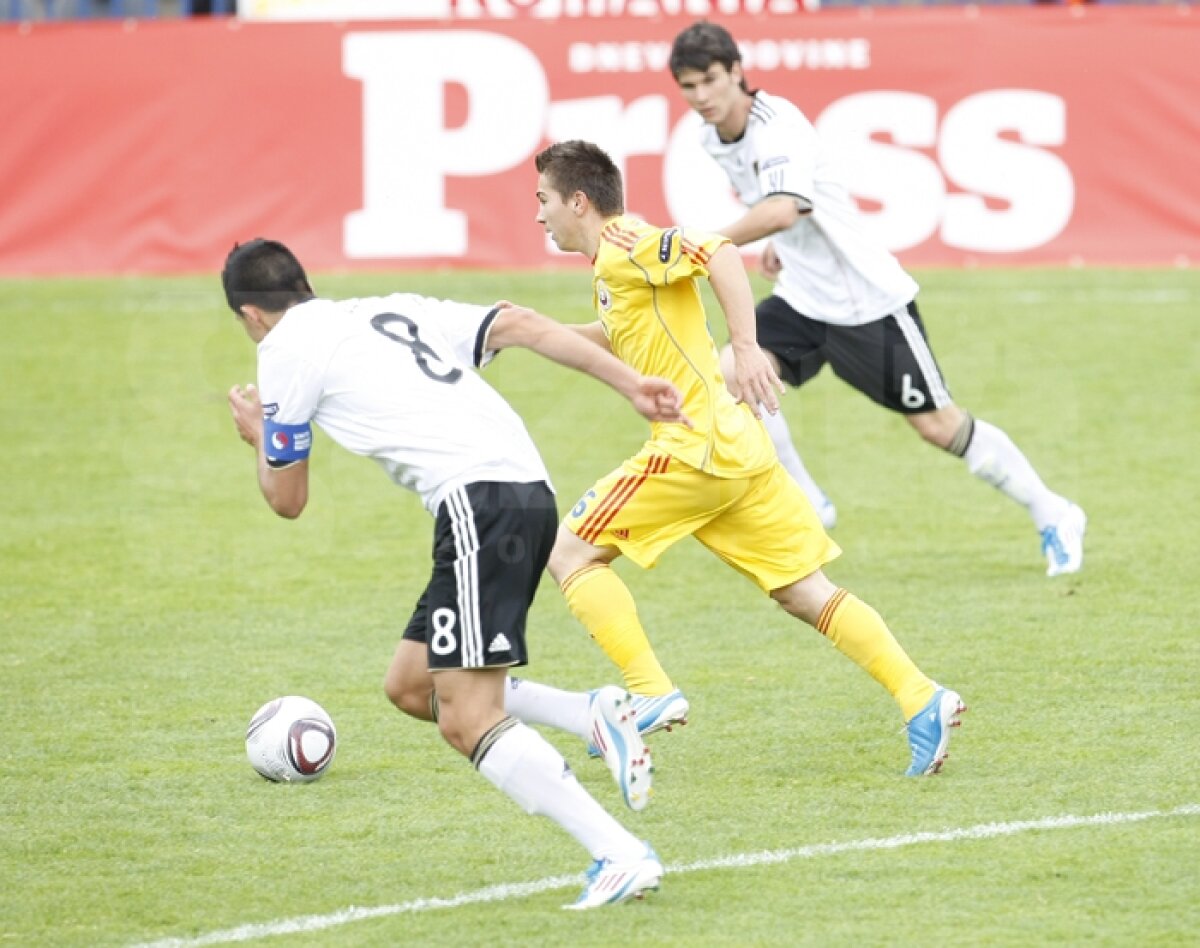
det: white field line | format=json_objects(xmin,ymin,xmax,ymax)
[{"xmin": 134, "ymin": 803, "xmax": 1200, "ymax": 948}]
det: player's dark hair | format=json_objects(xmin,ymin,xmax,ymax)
[
  {"xmin": 669, "ymin": 21, "xmax": 749, "ymax": 94},
  {"xmin": 535, "ymin": 141, "xmax": 625, "ymax": 217},
  {"xmin": 222, "ymin": 238, "xmax": 315, "ymax": 315}
]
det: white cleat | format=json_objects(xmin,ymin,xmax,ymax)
[
  {"xmin": 627, "ymin": 689, "xmax": 690, "ymax": 737},
  {"xmin": 563, "ymin": 843, "xmax": 663, "ymax": 910},
  {"xmin": 588, "ymin": 686, "xmax": 653, "ymax": 811},
  {"xmin": 587, "ymin": 688, "xmax": 688, "ymax": 759},
  {"xmin": 1042, "ymin": 503, "xmax": 1087, "ymax": 577}
]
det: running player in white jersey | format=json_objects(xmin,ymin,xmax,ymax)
[
  {"xmin": 668, "ymin": 22, "xmax": 1086, "ymax": 578},
  {"xmin": 221, "ymin": 238, "xmax": 683, "ymax": 909}
]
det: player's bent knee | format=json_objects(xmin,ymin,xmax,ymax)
[
  {"xmin": 383, "ymin": 675, "xmax": 430, "ymax": 719},
  {"xmin": 434, "ymin": 717, "xmax": 470, "ymax": 756},
  {"xmin": 908, "ymin": 405, "xmax": 963, "ymax": 450},
  {"xmin": 771, "ymin": 569, "xmax": 837, "ymax": 626},
  {"xmin": 546, "ymin": 545, "xmax": 573, "ymax": 584},
  {"xmin": 547, "ymin": 525, "xmax": 601, "ymax": 584},
  {"xmin": 434, "ymin": 707, "xmax": 491, "ymax": 758}
]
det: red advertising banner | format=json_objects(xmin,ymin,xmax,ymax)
[{"xmin": 0, "ymin": 7, "xmax": 1196, "ymax": 274}]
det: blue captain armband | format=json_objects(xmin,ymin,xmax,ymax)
[{"xmin": 263, "ymin": 418, "xmax": 312, "ymax": 465}]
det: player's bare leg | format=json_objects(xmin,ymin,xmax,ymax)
[
  {"xmin": 383, "ymin": 639, "xmax": 437, "ymax": 721},
  {"xmin": 386, "ymin": 652, "xmax": 658, "ymax": 898},
  {"xmin": 390, "ymin": 640, "xmax": 655, "ymax": 798}
]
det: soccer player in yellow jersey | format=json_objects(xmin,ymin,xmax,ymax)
[{"xmin": 531, "ymin": 140, "xmax": 965, "ymax": 776}]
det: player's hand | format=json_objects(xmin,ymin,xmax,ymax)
[
  {"xmin": 228, "ymin": 383, "xmax": 264, "ymax": 447},
  {"xmin": 633, "ymin": 376, "xmax": 692, "ymax": 428},
  {"xmin": 760, "ymin": 243, "xmax": 782, "ymax": 281},
  {"xmin": 731, "ymin": 345, "xmax": 785, "ymax": 418}
]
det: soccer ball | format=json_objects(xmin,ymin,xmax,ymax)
[{"xmin": 245, "ymin": 695, "xmax": 337, "ymax": 783}]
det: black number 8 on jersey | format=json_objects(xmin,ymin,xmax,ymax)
[{"xmin": 371, "ymin": 312, "xmax": 463, "ymax": 385}]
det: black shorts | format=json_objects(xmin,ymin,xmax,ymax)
[
  {"xmin": 402, "ymin": 481, "xmax": 557, "ymax": 671},
  {"xmin": 756, "ymin": 296, "xmax": 953, "ymax": 415}
]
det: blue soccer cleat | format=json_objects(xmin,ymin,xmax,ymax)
[
  {"xmin": 586, "ymin": 688, "xmax": 688, "ymax": 759},
  {"xmin": 905, "ymin": 686, "xmax": 965, "ymax": 777},
  {"xmin": 588, "ymin": 686, "xmax": 653, "ymax": 811},
  {"xmin": 628, "ymin": 689, "xmax": 690, "ymax": 737},
  {"xmin": 563, "ymin": 843, "xmax": 663, "ymax": 911}
]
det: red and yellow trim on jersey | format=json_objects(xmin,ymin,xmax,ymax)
[
  {"xmin": 575, "ymin": 453, "xmax": 671, "ymax": 544},
  {"xmin": 600, "ymin": 220, "xmax": 640, "ymax": 254},
  {"xmin": 815, "ymin": 587, "xmax": 850, "ymax": 636},
  {"xmin": 679, "ymin": 235, "xmax": 711, "ymax": 266}
]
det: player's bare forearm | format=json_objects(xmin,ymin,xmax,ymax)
[
  {"xmin": 566, "ymin": 320, "xmax": 613, "ymax": 352},
  {"xmin": 488, "ymin": 304, "xmax": 688, "ymax": 425},
  {"xmin": 228, "ymin": 383, "xmax": 308, "ymax": 518},
  {"xmin": 708, "ymin": 245, "xmax": 759, "ymax": 352},
  {"xmin": 721, "ymin": 194, "xmax": 809, "ymax": 246},
  {"xmin": 488, "ymin": 305, "xmax": 626, "ymax": 384},
  {"xmin": 256, "ymin": 455, "xmax": 308, "ymax": 519},
  {"xmin": 707, "ymin": 246, "xmax": 784, "ymax": 415}
]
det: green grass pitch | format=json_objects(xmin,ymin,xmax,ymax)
[{"xmin": 2, "ymin": 267, "xmax": 1198, "ymax": 945}]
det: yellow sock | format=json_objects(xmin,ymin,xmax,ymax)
[
  {"xmin": 816, "ymin": 589, "xmax": 935, "ymax": 720},
  {"xmin": 561, "ymin": 564, "xmax": 674, "ymax": 696}
]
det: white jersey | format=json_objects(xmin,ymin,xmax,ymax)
[
  {"xmin": 256, "ymin": 295, "xmax": 551, "ymax": 514},
  {"xmin": 700, "ymin": 90, "xmax": 919, "ymax": 326}
]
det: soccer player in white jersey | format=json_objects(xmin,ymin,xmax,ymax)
[
  {"xmin": 668, "ymin": 22, "xmax": 1086, "ymax": 577},
  {"xmin": 221, "ymin": 238, "xmax": 685, "ymax": 909}
]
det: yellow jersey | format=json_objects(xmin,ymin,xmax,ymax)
[{"xmin": 592, "ymin": 215, "xmax": 776, "ymax": 478}]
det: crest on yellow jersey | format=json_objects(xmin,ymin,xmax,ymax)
[{"xmin": 595, "ymin": 278, "xmax": 613, "ymax": 312}]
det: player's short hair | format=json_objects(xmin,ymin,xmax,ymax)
[
  {"xmin": 535, "ymin": 141, "xmax": 625, "ymax": 217},
  {"xmin": 669, "ymin": 21, "xmax": 749, "ymax": 93},
  {"xmin": 222, "ymin": 238, "xmax": 315, "ymax": 315}
]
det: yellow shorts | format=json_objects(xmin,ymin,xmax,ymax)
[{"xmin": 565, "ymin": 446, "xmax": 841, "ymax": 592}]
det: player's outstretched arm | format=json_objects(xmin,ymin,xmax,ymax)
[
  {"xmin": 487, "ymin": 303, "xmax": 690, "ymax": 427},
  {"xmin": 565, "ymin": 319, "xmax": 614, "ymax": 352},
  {"xmin": 706, "ymin": 244, "xmax": 785, "ymax": 417},
  {"xmin": 228, "ymin": 383, "xmax": 309, "ymax": 519},
  {"xmin": 720, "ymin": 193, "xmax": 810, "ymax": 247}
]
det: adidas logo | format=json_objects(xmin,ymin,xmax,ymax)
[
  {"xmin": 612, "ymin": 528, "xmax": 630, "ymax": 540},
  {"xmin": 488, "ymin": 633, "xmax": 512, "ymax": 653}
]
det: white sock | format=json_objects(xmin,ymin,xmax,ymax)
[
  {"xmin": 475, "ymin": 720, "xmax": 643, "ymax": 862},
  {"xmin": 963, "ymin": 419, "xmax": 1070, "ymax": 530},
  {"xmin": 759, "ymin": 406, "xmax": 832, "ymax": 509},
  {"xmin": 504, "ymin": 677, "xmax": 590, "ymax": 739}
]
